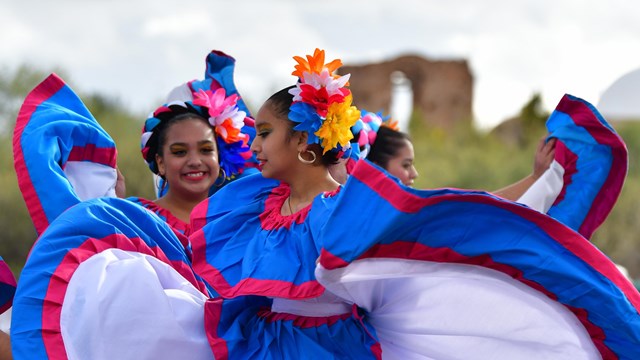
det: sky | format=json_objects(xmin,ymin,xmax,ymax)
[{"xmin": 1, "ymin": 0, "xmax": 639, "ymax": 130}]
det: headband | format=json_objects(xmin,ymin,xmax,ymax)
[
  {"xmin": 141, "ymin": 88, "xmax": 251, "ymax": 180},
  {"xmin": 349, "ymin": 110, "xmax": 400, "ymax": 160}
]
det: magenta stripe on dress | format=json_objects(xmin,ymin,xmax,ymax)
[{"xmin": 13, "ymin": 74, "xmax": 66, "ymax": 235}]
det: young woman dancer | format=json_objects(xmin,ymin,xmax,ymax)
[
  {"xmin": 188, "ymin": 49, "xmax": 638, "ymax": 358},
  {"xmin": 127, "ymin": 50, "xmax": 255, "ymax": 236},
  {"xmin": 128, "ymin": 94, "xmax": 250, "ymax": 236},
  {"xmin": 354, "ymin": 110, "xmax": 556, "ymax": 200}
]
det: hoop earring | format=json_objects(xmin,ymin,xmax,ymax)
[
  {"xmin": 297, "ymin": 150, "xmax": 317, "ymax": 165},
  {"xmin": 215, "ymin": 168, "xmax": 227, "ymax": 187}
]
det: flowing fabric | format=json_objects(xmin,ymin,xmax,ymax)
[
  {"xmin": 188, "ymin": 160, "xmax": 639, "ymax": 359},
  {"xmin": 0, "ymin": 258, "xmax": 16, "ymax": 315},
  {"xmin": 10, "ymin": 198, "xmax": 212, "ymax": 360},
  {"xmin": 13, "ymin": 73, "xmax": 117, "ymax": 236},
  {"xmin": 517, "ymin": 94, "xmax": 627, "ymax": 239},
  {"xmin": 12, "ymin": 165, "xmax": 640, "ymax": 358},
  {"xmin": 126, "ymin": 197, "xmax": 190, "ymax": 235},
  {"xmin": 317, "ymin": 160, "xmax": 640, "ymax": 359}
]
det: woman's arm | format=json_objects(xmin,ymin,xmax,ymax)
[
  {"xmin": 115, "ymin": 167, "xmax": 126, "ymax": 198},
  {"xmin": 493, "ymin": 137, "xmax": 556, "ymax": 201},
  {"xmin": 0, "ymin": 331, "xmax": 12, "ymax": 360}
]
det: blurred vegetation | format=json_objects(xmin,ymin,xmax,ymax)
[{"xmin": 1, "ymin": 65, "xmax": 639, "ymax": 285}]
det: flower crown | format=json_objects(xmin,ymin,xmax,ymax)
[
  {"xmin": 350, "ymin": 110, "xmax": 400, "ymax": 159},
  {"xmin": 141, "ymin": 88, "xmax": 252, "ymax": 180},
  {"xmin": 288, "ymin": 49, "xmax": 361, "ymax": 155}
]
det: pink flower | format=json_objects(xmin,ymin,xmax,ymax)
[{"xmin": 193, "ymin": 88, "xmax": 247, "ymax": 143}]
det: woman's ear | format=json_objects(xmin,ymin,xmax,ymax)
[
  {"xmin": 155, "ymin": 154, "xmax": 165, "ymax": 177},
  {"xmin": 296, "ymin": 131, "xmax": 309, "ymax": 150}
]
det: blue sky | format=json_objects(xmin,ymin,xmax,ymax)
[{"xmin": 2, "ymin": 0, "xmax": 639, "ymax": 129}]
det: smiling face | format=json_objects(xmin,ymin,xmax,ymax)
[
  {"xmin": 155, "ymin": 117, "xmax": 219, "ymax": 202},
  {"xmin": 384, "ymin": 139, "xmax": 419, "ymax": 186},
  {"xmin": 250, "ymin": 101, "xmax": 303, "ymax": 181}
]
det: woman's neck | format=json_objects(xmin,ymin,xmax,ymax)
[{"xmin": 286, "ymin": 168, "xmax": 339, "ymax": 213}]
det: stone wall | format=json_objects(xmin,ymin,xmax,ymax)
[{"xmin": 340, "ymin": 54, "xmax": 474, "ymax": 131}]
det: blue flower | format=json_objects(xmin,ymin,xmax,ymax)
[
  {"xmin": 289, "ymin": 102, "xmax": 323, "ymax": 145},
  {"xmin": 216, "ymin": 137, "xmax": 251, "ymax": 179}
]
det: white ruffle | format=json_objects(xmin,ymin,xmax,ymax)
[{"xmin": 61, "ymin": 249, "xmax": 213, "ymax": 360}]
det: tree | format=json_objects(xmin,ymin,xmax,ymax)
[{"xmin": 519, "ymin": 92, "xmax": 549, "ymax": 146}]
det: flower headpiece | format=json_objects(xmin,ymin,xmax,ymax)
[
  {"xmin": 141, "ymin": 88, "xmax": 252, "ymax": 180},
  {"xmin": 349, "ymin": 110, "xmax": 400, "ymax": 159},
  {"xmin": 288, "ymin": 49, "xmax": 361, "ymax": 155}
]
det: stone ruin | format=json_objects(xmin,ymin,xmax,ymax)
[{"xmin": 340, "ymin": 54, "xmax": 474, "ymax": 131}]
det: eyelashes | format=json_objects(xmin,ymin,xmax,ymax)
[
  {"xmin": 258, "ymin": 130, "xmax": 272, "ymax": 138},
  {"xmin": 169, "ymin": 144, "xmax": 216, "ymax": 156}
]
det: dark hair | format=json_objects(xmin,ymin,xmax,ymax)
[
  {"xmin": 145, "ymin": 112, "xmax": 212, "ymax": 178},
  {"xmin": 265, "ymin": 86, "xmax": 339, "ymax": 166},
  {"xmin": 266, "ymin": 85, "xmax": 296, "ymax": 120},
  {"xmin": 367, "ymin": 126, "xmax": 412, "ymax": 169}
]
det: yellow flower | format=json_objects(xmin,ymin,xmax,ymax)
[
  {"xmin": 292, "ymin": 48, "xmax": 342, "ymax": 79},
  {"xmin": 315, "ymin": 94, "xmax": 361, "ymax": 154}
]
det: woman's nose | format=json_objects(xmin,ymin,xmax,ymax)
[
  {"xmin": 187, "ymin": 152, "xmax": 203, "ymax": 166},
  {"xmin": 250, "ymin": 139, "xmax": 260, "ymax": 153}
]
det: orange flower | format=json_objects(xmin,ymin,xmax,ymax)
[
  {"xmin": 292, "ymin": 48, "xmax": 342, "ymax": 79},
  {"xmin": 217, "ymin": 118, "xmax": 246, "ymax": 143},
  {"xmin": 382, "ymin": 118, "xmax": 400, "ymax": 131}
]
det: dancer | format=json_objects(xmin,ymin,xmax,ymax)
[
  {"xmin": 129, "ymin": 91, "xmax": 251, "ymax": 235},
  {"xmin": 367, "ymin": 125, "xmax": 419, "ymax": 186},
  {"xmin": 353, "ymin": 110, "xmax": 556, "ymax": 200},
  {"xmin": 189, "ymin": 49, "xmax": 638, "ymax": 358},
  {"xmin": 11, "ymin": 49, "xmax": 639, "ymax": 359},
  {"xmin": 348, "ymin": 112, "xmax": 418, "ymax": 187},
  {"xmin": 127, "ymin": 50, "xmax": 255, "ymax": 235}
]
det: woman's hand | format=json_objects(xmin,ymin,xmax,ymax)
[
  {"xmin": 115, "ymin": 167, "xmax": 126, "ymax": 198},
  {"xmin": 532, "ymin": 136, "xmax": 557, "ymax": 180}
]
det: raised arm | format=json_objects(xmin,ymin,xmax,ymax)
[
  {"xmin": 493, "ymin": 136, "xmax": 556, "ymax": 201},
  {"xmin": 0, "ymin": 331, "xmax": 11, "ymax": 360}
]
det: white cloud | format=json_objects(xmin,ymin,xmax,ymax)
[
  {"xmin": 142, "ymin": 12, "xmax": 213, "ymax": 37},
  {"xmin": 0, "ymin": 7, "xmax": 37, "ymax": 57},
  {"xmin": 1, "ymin": 0, "xmax": 638, "ymax": 128}
]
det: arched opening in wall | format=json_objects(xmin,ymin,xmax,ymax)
[{"xmin": 390, "ymin": 70, "xmax": 413, "ymax": 132}]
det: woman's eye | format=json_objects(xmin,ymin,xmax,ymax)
[
  {"xmin": 258, "ymin": 131, "xmax": 270, "ymax": 138},
  {"xmin": 172, "ymin": 150, "xmax": 187, "ymax": 156},
  {"xmin": 201, "ymin": 147, "xmax": 215, "ymax": 154}
]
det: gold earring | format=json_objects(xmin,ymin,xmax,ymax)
[
  {"xmin": 215, "ymin": 168, "xmax": 227, "ymax": 187},
  {"xmin": 297, "ymin": 150, "xmax": 317, "ymax": 164}
]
